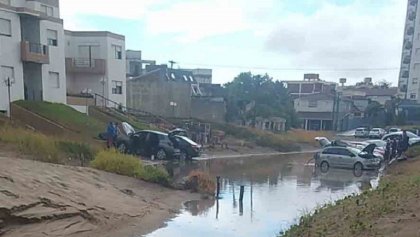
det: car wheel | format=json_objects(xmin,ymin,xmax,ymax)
[
  {"xmin": 354, "ymin": 162, "xmax": 363, "ymax": 172},
  {"xmin": 180, "ymin": 150, "xmax": 188, "ymax": 160},
  {"xmin": 156, "ymin": 149, "xmax": 167, "ymax": 160},
  {"xmin": 320, "ymin": 161, "xmax": 329, "ymax": 173},
  {"xmin": 117, "ymin": 143, "xmax": 127, "ymax": 154}
]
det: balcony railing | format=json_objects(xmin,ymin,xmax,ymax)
[
  {"xmin": 21, "ymin": 41, "xmax": 49, "ymax": 64},
  {"xmin": 65, "ymin": 58, "xmax": 106, "ymax": 74}
]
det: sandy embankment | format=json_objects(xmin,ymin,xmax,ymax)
[{"xmin": 0, "ymin": 156, "xmax": 198, "ymax": 237}]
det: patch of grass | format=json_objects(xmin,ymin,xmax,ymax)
[
  {"xmin": 57, "ymin": 141, "xmax": 98, "ymax": 165},
  {"xmin": 90, "ymin": 150, "xmax": 170, "ymax": 185},
  {"xmin": 14, "ymin": 100, "xmax": 105, "ymax": 138},
  {"xmin": 0, "ymin": 125, "xmax": 61, "ymax": 163},
  {"xmin": 407, "ymin": 145, "xmax": 420, "ymax": 158},
  {"xmin": 186, "ymin": 171, "xmax": 216, "ymax": 195}
]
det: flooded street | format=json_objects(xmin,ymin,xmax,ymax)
[{"xmin": 145, "ymin": 153, "xmax": 380, "ymax": 237}]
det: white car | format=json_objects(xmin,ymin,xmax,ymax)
[
  {"xmin": 355, "ymin": 128, "xmax": 369, "ymax": 138},
  {"xmin": 369, "ymin": 128, "xmax": 386, "ymax": 139},
  {"xmin": 382, "ymin": 131, "xmax": 420, "ymax": 146}
]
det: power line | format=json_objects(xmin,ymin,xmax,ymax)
[{"xmin": 178, "ymin": 62, "xmax": 400, "ymax": 72}]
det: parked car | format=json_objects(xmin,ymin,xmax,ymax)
[
  {"xmin": 171, "ymin": 135, "xmax": 202, "ymax": 160},
  {"xmin": 314, "ymin": 145, "xmax": 381, "ymax": 172},
  {"xmin": 315, "ymin": 137, "xmax": 384, "ymax": 160},
  {"xmin": 369, "ymin": 128, "xmax": 386, "ymax": 139},
  {"xmin": 169, "ymin": 128, "xmax": 189, "ymax": 137},
  {"xmin": 388, "ymin": 128, "xmax": 401, "ymax": 133},
  {"xmin": 354, "ymin": 128, "xmax": 369, "ymax": 138},
  {"xmin": 127, "ymin": 130, "xmax": 180, "ymax": 160},
  {"xmin": 381, "ymin": 131, "xmax": 420, "ymax": 146},
  {"xmin": 115, "ymin": 122, "xmax": 136, "ymax": 153}
]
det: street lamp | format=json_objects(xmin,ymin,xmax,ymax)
[
  {"xmin": 82, "ymin": 88, "xmax": 92, "ymax": 116},
  {"xmin": 4, "ymin": 77, "xmax": 15, "ymax": 120},
  {"xmin": 100, "ymin": 77, "xmax": 107, "ymax": 107}
]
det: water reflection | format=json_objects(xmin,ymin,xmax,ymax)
[{"xmin": 146, "ymin": 154, "xmax": 379, "ymax": 237}]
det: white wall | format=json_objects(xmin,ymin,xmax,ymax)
[
  {"xmin": 106, "ymin": 37, "xmax": 126, "ymax": 106},
  {"xmin": 65, "ymin": 33, "xmax": 126, "ymax": 106},
  {"xmin": 40, "ymin": 20, "xmax": 66, "ymax": 103},
  {"xmin": 0, "ymin": 10, "xmax": 24, "ymax": 112}
]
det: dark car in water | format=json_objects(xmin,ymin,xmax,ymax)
[
  {"xmin": 127, "ymin": 130, "xmax": 180, "ymax": 160},
  {"xmin": 171, "ymin": 135, "xmax": 202, "ymax": 160}
]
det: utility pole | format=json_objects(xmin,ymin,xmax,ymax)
[
  {"xmin": 4, "ymin": 77, "xmax": 15, "ymax": 120},
  {"xmin": 169, "ymin": 60, "xmax": 176, "ymax": 70}
]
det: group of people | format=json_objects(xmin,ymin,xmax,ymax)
[
  {"xmin": 384, "ymin": 130, "xmax": 410, "ymax": 162},
  {"xmin": 106, "ymin": 122, "xmax": 119, "ymax": 148}
]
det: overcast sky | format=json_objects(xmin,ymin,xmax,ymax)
[{"xmin": 61, "ymin": 0, "xmax": 407, "ymax": 86}]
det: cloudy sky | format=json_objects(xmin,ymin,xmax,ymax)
[{"xmin": 60, "ymin": 0, "xmax": 407, "ymax": 85}]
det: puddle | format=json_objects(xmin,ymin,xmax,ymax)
[{"xmin": 144, "ymin": 153, "xmax": 379, "ymax": 237}]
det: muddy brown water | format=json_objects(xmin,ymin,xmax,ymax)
[{"xmin": 144, "ymin": 153, "xmax": 380, "ymax": 237}]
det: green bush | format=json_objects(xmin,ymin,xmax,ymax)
[
  {"xmin": 58, "ymin": 141, "xmax": 97, "ymax": 165},
  {"xmin": 139, "ymin": 165, "xmax": 170, "ymax": 186},
  {"xmin": 90, "ymin": 150, "xmax": 170, "ymax": 185}
]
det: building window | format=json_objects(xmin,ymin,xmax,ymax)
[
  {"xmin": 1, "ymin": 66, "xmax": 14, "ymax": 82},
  {"xmin": 41, "ymin": 4, "xmax": 54, "ymax": 17},
  {"xmin": 413, "ymin": 78, "xmax": 419, "ymax": 85},
  {"xmin": 308, "ymin": 100, "xmax": 318, "ymax": 108},
  {"xmin": 0, "ymin": 0, "xmax": 10, "ymax": 5},
  {"xmin": 410, "ymin": 93, "xmax": 417, "ymax": 99},
  {"xmin": 113, "ymin": 45, "xmax": 122, "ymax": 59},
  {"xmin": 0, "ymin": 18, "xmax": 11, "ymax": 37},
  {"xmin": 49, "ymin": 72, "xmax": 60, "ymax": 88},
  {"xmin": 47, "ymin": 29, "xmax": 58, "ymax": 46},
  {"xmin": 112, "ymin": 81, "xmax": 123, "ymax": 94}
]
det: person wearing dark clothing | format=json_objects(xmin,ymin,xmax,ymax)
[
  {"xmin": 106, "ymin": 122, "xmax": 115, "ymax": 148},
  {"xmin": 400, "ymin": 130, "xmax": 410, "ymax": 158},
  {"xmin": 391, "ymin": 138, "xmax": 398, "ymax": 160},
  {"xmin": 385, "ymin": 139, "xmax": 391, "ymax": 162}
]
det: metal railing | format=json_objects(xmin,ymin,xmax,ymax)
[
  {"xmin": 73, "ymin": 58, "xmax": 96, "ymax": 68},
  {"xmin": 28, "ymin": 42, "xmax": 48, "ymax": 55},
  {"xmin": 93, "ymin": 93, "xmax": 175, "ymax": 130}
]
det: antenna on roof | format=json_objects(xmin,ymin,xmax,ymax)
[{"xmin": 169, "ymin": 60, "xmax": 176, "ymax": 70}]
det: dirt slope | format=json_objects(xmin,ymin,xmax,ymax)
[{"xmin": 0, "ymin": 156, "xmax": 197, "ymax": 237}]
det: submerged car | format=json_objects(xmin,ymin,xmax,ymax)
[
  {"xmin": 172, "ymin": 135, "xmax": 202, "ymax": 160},
  {"xmin": 315, "ymin": 145, "xmax": 382, "ymax": 172}
]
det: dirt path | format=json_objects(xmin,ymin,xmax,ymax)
[{"xmin": 0, "ymin": 156, "xmax": 198, "ymax": 237}]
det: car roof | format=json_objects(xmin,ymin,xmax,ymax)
[{"xmin": 137, "ymin": 130, "xmax": 168, "ymax": 136}]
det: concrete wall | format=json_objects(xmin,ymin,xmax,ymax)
[
  {"xmin": 127, "ymin": 76, "xmax": 192, "ymax": 118},
  {"xmin": 106, "ymin": 36, "xmax": 126, "ymax": 106},
  {"xmin": 0, "ymin": 9, "xmax": 25, "ymax": 112},
  {"xmin": 191, "ymin": 97, "xmax": 226, "ymax": 122},
  {"xmin": 40, "ymin": 19, "xmax": 66, "ymax": 103}
]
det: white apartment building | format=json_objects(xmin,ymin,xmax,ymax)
[
  {"xmin": 0, "ymin": 0, "xmax": 66, "ymax": 114},
  {"xmin": 65, "ymin": 31, "xmax": 126, "ymax": 107},
  {"xmin": 399, "ymin": 0, "xmax": 420, "ymax": 102}
]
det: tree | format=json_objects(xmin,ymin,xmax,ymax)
[
  {"xmin": 224, "ymin": 72, "xmax": 298, "ymax": 129},
  {"xmin": 375, "ymin": 80, "xmax": 392, "ymax": 89}
]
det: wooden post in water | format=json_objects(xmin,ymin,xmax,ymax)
[
  {"xmin": 216, "ymin": 176, "xmax": 221, "ymax": 199},
  {"xmin": 239, "ymin": 185, "xmax": 245, "ymax": 201}
]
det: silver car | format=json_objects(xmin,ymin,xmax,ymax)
[{"xmin": 315, "ymin": 146, "xmax": 381, "ymax": 172}]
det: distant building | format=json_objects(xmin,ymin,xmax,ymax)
[
  {"xmin": 0, "ymin": 0, "xmax": 67, "ymax": 114},
  {"xmin": 339, "ymin": 87, "xmax": 398, "ymax": 105},
  {"xmin": 64, "ymin": 31, "xmax": 127, "ymax": 109},
  {"xmin": 294, "ymin": 93, "xmax": 354, "ymax": 131},
  {"xmin": 127, "ymin": 65, "xmax": 225, "ymax": 122},
  {"xmin": 254, "ymin": 117, "xmax": 286, "ymax": 132},
  {"xmin": 125, "ymin": 50, "xmax": 156, "ymax": 77},
  {"xmin": 185, "ymin": 68, "xmax": 212, "ymax": 84},
  {"xmin": 284, "ymin": 74, "xmax": 337, "ymax": 97},
  {"xmin": 398, "ymin": 0, "xmax": 420, "ymax": 101}
]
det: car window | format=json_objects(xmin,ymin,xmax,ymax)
[
  {"xmin": 158, "ymin": 134, "xmax": 167, "ymax": 141},
  {"xmin": 336, "ymin": 148, "xmax": 353, "ymax": 157},
  {"xmin": 322, "ymin": 148, "xmax": 335, "ymax": 155}
]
